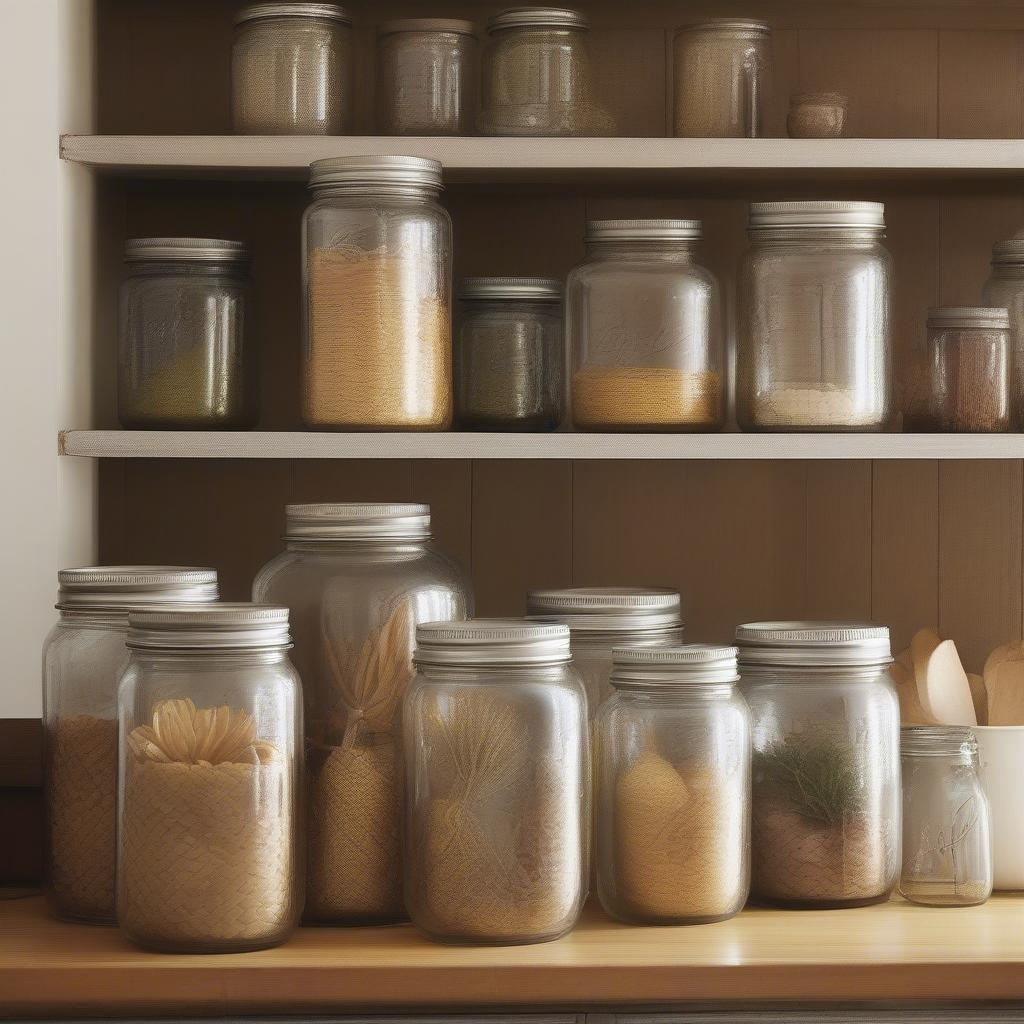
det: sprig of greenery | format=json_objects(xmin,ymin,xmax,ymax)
[{"xmin": 755, "ymin": 736, "xmax": 863, "ymax": 825}]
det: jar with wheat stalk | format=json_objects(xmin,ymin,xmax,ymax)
[
  {"xmin": 252, "ymin": 503, "xmax": 472, "ymax": 924},
  {"xmin": 403, "ymin": 619, "xmax": 589, "ymax": 944},
  {"xmin": 737, "ymin": 621, "xmax": 900, "ymax": 908},
  {"xmin": 116, "ymin": 604, "xmax": 301, "ymax": 952}
]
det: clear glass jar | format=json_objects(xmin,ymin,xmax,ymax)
[
  {"xmin": 42, "ymin": 567, "xmax": 218, "ymax": 924},
  {"xmin": 673, "ymin": 20, "xmax": 772, "ymax": 138},
  {"xmin": 737, "ymin": 202, "xmax": 893, "ymax": 432},
  {"xmin": 403, "ymin": 620, "xmax": 588, "ymax": 945},
  {"xmin": 596, "ymin": 645, "xmax": 750, "ymax": 924},
  {"xmin": 737, "ymin": 621, "xmax": 901, "ymax": 908},
  {"xmin": 478, "ymin": 8, "xmax": 609, "ymax": 137},
  {"xmin": 117, "ymin": 605, "xmax": 301, "ymax": 953},
  {"xmin": 376, "ymin": 19, "xmax": 478, "ymax": 136},
  {"xmin": 457, "ymin": 277, "xmax": 563, "ymax": 431},
  {"xmin": 302, "ymin": 156, "xmax": 453, "ymax": 430},
  {"xmin": 231, "ymin": 3, "xmax": 353, "ymax": 135},
  {"xmin": 787, "ymin": 91, "xmax": 848, "ymax": 139},
  {"xmin": 899, "ymin": 726, "xmax": 992, "ymax": 907},
  {"xmin": 567, "ymin": 220, "xmax": 724, "ymax": 432},
  {"xmin": 924, "ymin": 307, "xmax": 1010, "ymax": 432},
  {"xmin": 252, "ymin": 503, "xmax": 472, "ymax": 924},
  {"xmin": 118, "ymin": 238, "xmax": 257, "ymax": 430},
  {"xmin": 982, "ymin": 238, "xmax": 1024, "ymax": 427}
]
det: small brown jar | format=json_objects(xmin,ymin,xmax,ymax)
[{"xmin": 787, "ymin": 92, "xmax": 848, "ymax": 139}]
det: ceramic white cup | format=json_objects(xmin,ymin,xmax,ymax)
[{"xmin": 973, "ymin": 725, "xmax": 1024, "ymax": 889}]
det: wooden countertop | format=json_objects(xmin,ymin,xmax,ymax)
[{"xmin": 3, "ymin": 895, "xmax": 1024, "ymax": 1017}]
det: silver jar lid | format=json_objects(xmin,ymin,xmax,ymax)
[
  {"xmin": 992, "ymin": 238, "xmax": 1024, "ymax": 265},
  {"xmin": 234, "ymin": 4, "xmax": 352, "ymax": 26},
  {"xmin": 379, "ymin": 18, "xmax": 477, "ymax": 37},
  {"xmin": 57, "ymin": 566, "xmax": 219, "ymax": 611},
  {"xmin": 414, "ymin": 619, "xmax": 571, "ymax": 666},
  {"xmin": 611, "ymin": 644, "xmax": 739, "ymax": 689},
  {"xmin": 676, "ymin": 19, "xmax": 771, "ymax": 35},
  {"xmin": 124, "ymin": 238, "xmax": 250, "ymax": 263},
  {"xmin": 459, "ymin": 277, "xmax": 562, "ymax": 301},
  {"xmin": 527, "ymin": 586, "xmax": 682, "ymax": 633},
  {"xmin": 285, "ymin": 503, "xmax": 431, "ymax": 541},
  {"xmin": 901, "ymin": 725, "xmax": 978, "ymax": 758},
  {"xmin": 927, "ymin": 306, "xmax": 1009, "ymax": 331},
  {"xmin": 748, "ymin": 201, "xmax": 885, "ymax": 231},
  {"xmin": 735, "ymin": 621, "xmax": 892, "ymax": 669},
  {"xmin": 586, "ymin": 219, "xmax": 702, "ymax": 243},
  {"xmin": 127, "ymin": 603, "xmax": 291, "ymax": 651},
  {"xmin": 308, "ymin": 155, "xmax": 443, "ymax": 193},
  {"xmin": 488, "ymin": 8, "xmax": 589, "ymax": 32}
]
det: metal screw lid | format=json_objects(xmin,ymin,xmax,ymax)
[
  {"xmin": 57, "ymin": 566, "xmax": 219, "ymax": 611},
  {"xmin": 586, "ymin": 219, "xmax": 702, "ymax": 243},
  {"xmin": 459, "ymin": 277, "xmax": 562, "ymax": 301},
  {"xmin": 676, "ymin": 19, "xmax": 771, "ymax": 35},
  {"xmin": 748, "ymin": 201, "xmax": 885, "ymax": 231},
  {"xmin": 992, "ymin": 238, "xmax": 1024, "ymax": 265},
  {"xmin": 414, "ymin": 618, "xmax": 571, "ymax": 667},
  {"xmin": 927, "ymin": 306, "xmax": 1010, "ymax": 331},
  {"xmin": 127, "ymin": 603, "xmax": 291, "ymax": 651},
  {"xmin": 735, "ymin": 620, "xmax": 892, "ymax": 669},
  {"xmin": 488, "ymin": 8, "xmax": 589, "ymax": 32},
  {"xmin": 285, "ymin": 503, "xmax": 431, "ymax": 541},
  {"xmin": 901, "ymin": 725, "xmax": 978, "ymax": 758},
  {"xmin": 124, "ymin": 238, "xmax": 250, "ymax": 263},
  {"xmin": 308, "ymin": 155, "xmax": 443, "ymax": 193},
  {"xmin": 611, "ymin": 644, "xmax": 739, "ymax": 689},
  {"xmin": 234, "ymin": 4, "xmax": 352, "ymax": 26},
  {"xmin": 526, "ymin": 586, "xmax": 682, "ymax": 634},
  {"xmin": 379, "ymin": 18, "xmax": 477, "ymax": 37}
]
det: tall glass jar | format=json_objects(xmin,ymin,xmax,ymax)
[
  {"xmin": 403, "ymin": 620, "xmax": 588, "ymax": 945},
  {"xmin": 596, "ymin": 645, "xmax": 750, "ymax": 924},
  {"xmin": 302, "ymin": 156, "xmax": 453, "ymax": 430},
  {"xmin": 567, "ymin": 220, "xmax": 724, "ymax": 431},
  {"xmin": 899, "ymin": 726, "xmax": 992, "ymax": 907},
  {"xmin": 231, "ymin": 3, "xmax": 353, "ymax": 135},
  {"xmin": 117, "ymin": 605, "xmax": 301, "ymax": 953},
  {"xmin": 252, "ymin": 503, "xmax": 472, "ymax": 924},
  {"xmin": 457, "ymin": 277, "xmax": 563, "ymax": 431},
  {"xmin": 982, "ymin": 238, "xmax": 1024, "ymax": 427},
  {"xmin": 118, "ymin": 238, "xmax": 257, "ymax": 430},
  {"xmin": 42, "ymin": 567, "xmax": 218, "ymax": 923},
  {"xmin": 737, "ymin": 621, "xmax": 900, "ymax": 908},
  {"xmin": 673, "ymin": 20, "xmax": 772, "ymax": 138},
  {"xmin": 737, "ymin": 202, "xmax": 893, "ymax": 431}
]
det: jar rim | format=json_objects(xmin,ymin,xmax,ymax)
[
  {"xmin": 285, "ymin": 502, "xmax": 431, "ymax": 541},
  {"xmin": 308, "ymin": 155, "xmax": 443, "ymax": 194},
  {"xmin": 527, "ymin": 586, "xmax": 682, "ymax": 633},
  {"xmin": 749, "ymin": 201, "xmax": 885, "ymax": 231},
  {"xmin": 487, "ymin": 8, "xmax": 589, "ymax": 33},
  {"xmin": 234, "ymin": 3, "xmax": 352, "ymax": 27},
  {"xmin": 927, "ymin": 306, "xmax": 1010, "ymax": 331},
  {"xmin": 124, "ymin": 238, "xmax": 250, "ymax": 263},
  {"xmin": 790, "ymin": 91, "xmax": 848, "ymax": 106},
  {"xmin": 459, "ymin": 277, "xmax": 562, "ymax": 301},
  {"xmin": 378, "ymin": 18, "xmax": 477, "ymax": 37},
  {"xmin": 901, "ymin": 724, "xmax": 978, "ymax": 758},
  {"xmin": 736, "ymin": 620, "xmax": 892, "ymax": 668},
  {"xmin": 586, "ymin": 219, "xmax": 702, "ymax": 243},
  {"xmin": 675, "ymin": 19, "xmax": 771, "ymax": 35},
  {"xmin": 127, "ymin": 602, "xmax": 292, "ymax": 651},
  {"xmin": 610, "ymin": 643, "xmax": 739, "ymax": 689},
  {"xmin": 57, "ymin": 566, "xmax": 219, "ymax": 610},
  {"xmin": 414, "ymin": 618, "xmax": 572, "ymax": 666}
]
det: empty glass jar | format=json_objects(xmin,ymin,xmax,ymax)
[
  {"xmin": 567, "ymin": 219, "xmax": 724, "ymax": 431},
  {"xmin": 119, "ymin": 238, "xmax": 257, "ymax": 429},
  {"xmin": 457, "ymin": 277, "xmax": 563, "ymax": 430},
  {"xmin": 403, "ymin": 620, "xmax": 588, "ymax": 944},
  {"xmin": 737, "ymin": 621, "xmax": 900, "ymax": 908},
  {"xmin": 899, "ymin": 726, "xmax": 992, "ymax": 907},
  {"xmin": 737, "ymin": 202, "xmax": 893, "ymax": 431},
  {"xmin": 253, "ymin": 503, "xmax": 472, "ymax": 924},
  {"xmin": 302, "ymin": 156, "xmax": 453, "ymax": 430},
  {"xmin": 231, "ymin": 3, "xmax": 353, "ymax": 134},
  {"xmin": 982, "ymin": 238, "xmax": 1024, "ymax": 427},
  {"xmin": 596, "ymin": 645, "xmax": 750, "ymax": 924}
]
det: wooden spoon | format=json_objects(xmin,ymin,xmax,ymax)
[
  {"xmin": 891, "ymin": 658, "xmax": 934, "ymax": 724},
  {"xmin": 921, "ymin": 638, "xmax": 977, "ymax": 726},
  {"xmin": 967, "ymin": 673, "xmax": 988, "ymax": 726},
  {"xmin": 910, "ymin": 628, "xmax": 943, "ymax": 720}
]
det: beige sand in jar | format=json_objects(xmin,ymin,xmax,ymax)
[
  {"xmin": 749, "ymin": 383, "xmax": 881, "ymax": 429},
  {"xmin": 572, "ymin": 366, "xmax": 722, "ymax": 429}
]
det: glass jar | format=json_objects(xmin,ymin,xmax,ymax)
[
  {"xmin": 117, "ymin": 604, "xmax": 301, "ymax": 953},
  {"xmin": 924, "ymin": 307, "xmax": 1010, "ymax": 432},
  {"xmin": 899, "ymin": 726, "xmax": 992, "ymax": 907},
  {"xmin": 42, "ymin": 567, "xmax": 218, "ymax": 924},
  {"xmin": 252, "ymin": 503, "xmax": 472, "ymax": 924},
  {"xmin": 596, "ymin": 645, "xmax": 750, "ymax": 924},
  {"xmin": 787, "ymin": 91, "xmax": 848, "ymax": 139},
  {"xmin": 478, "ymin": 8, "xmax": 609, "ymax": 137},
  {"xmin": 403, "ymin": 620, "xmax": 588, "ymax": 945},
  {"xmin": 231, "ymin": 3, "xmax": 353, "ymax": 135},
  {"xmin": 302, "ymin": 156, "xmax": 453, "ymax": 430},
  {"xmin": 457, "ymin": 277, "xmax": 563, "ymax": 431},
  {"xmin": 737, "ymin": 621, "xmax": 900, "ymax": 908},
  {"xmin": 737, "ymin": 202, "xmax": 893, "ymax": 432},
  {"xmin": 982, "ymin": 238, "xmax": 1024, "ymax": 427},
  {"xmin": 567, "ymin": 220, "xmax": 724, "ymax": 431},
  {"xmin": 376, "ymin": 19, "xmax": 478, "ymax": 136},
  {"xmin": 673, "ymin": 20, "xmax": 772, "ymax": 138},
  {"xmin": 118, "ymin": 238, "xmax": 257, "ymax": 430}
]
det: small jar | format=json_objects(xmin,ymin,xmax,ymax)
[
  {"xmin": 403, "ymin": 620, "xmax": 588, "ymax": 945},
  {"xmin": 787, "ymin": 92, "xmax": 848, "ymax": 139},
  {"xmin": 457, "ymin": 277, "xmax": 563, "ymax": 431},
  {"xmin": 982, "ymin": 238, "xmax": 1024, "ymax": 426},
  {"xmin": 118, "ymin": 238, "xmax": 257, "ymax": 430},
  {"xmin": 924, "ymin": 307, "xmax": 1010, "ymax": 432},
  {"xmin": 596, "ymin": 645, "xmax": 750, "ymax": 924},
  {"xmin": 567, "ymin": 219, "xmax": 724, "ymax": 431},
  {"xmin": 302, "ymin": 156, "xmax": 453, "ymax": 430},
  {"xmin": 117, "ymin": 604, "xmax": 302, "ymax": 953},
  {"xmin": 231, "ymin": 3, "xmax": 353, "ymax": 135},
  {"xmin": 42, "ymin": 567, "xmax": 218, "ymax": 924},
  {"xmin": 673, "ymin": 20, "xmax": 772, "ymax": 138},
  {"xmin": 737, "ymin": 621, "xmax": 901, "ymax": 908},
  {"xmin": 900, "ymin": 726, "xmax": 992, "ymax": 907},
  {"xmin": 376, "ymin": 19, "xmax": 478, "ymax": 136},
  {"xmin": 737, "ymin": 202, "xmax": 893, "ymax": 432}
]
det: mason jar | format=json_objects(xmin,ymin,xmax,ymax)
[
  {"xmin": 117, "ymin": 604, "xmax": 301, "ymax": 953},
  {"xmin": 982, "ymin": 238, "xmax": 1024, "ymax": 427},
  {"xmin": 737, "ymin": 202, "xmax": 893, "ymax": 431},
  {"xmin": 118, "ymin": 238, "xmax": 257, "ymax": 429},
  {"xmin": 231, "ymin": 3, "xmax": 353, "ymax": 135},
  {"xmin": 302, "ymin": 156, "xmax": 453, "ymax": 429},
  {"xmin": 252, "ymin": 503, "xmax": 472, "ymax": 924},
  {"xmin": 567, "ymin": 220, "xmax": 724, "ymax": 431},
  {"xmin": 42, "ymin": 567, "xmax": 218, "ymax": 923},
  {"xmin": 596, "ymin": 645, "xmax": 750, "ymax": 924},
  {"xmin": 377, "ymin": 19, "xmax": 478, "ymax": 136},
  {"xmin": 403, "ymin": 620, "xmax": 588, "ymax": 944},
  {"xmin": 737, "ymin": 621, "xmax": 900, "ymax": 908},
  {"xmin": 899, "ymin": 726, "xmax": 992, "ymax": 907},
  {"xmin": 457, "ymin": 277, "xmax": 563, "ymax": 431}
]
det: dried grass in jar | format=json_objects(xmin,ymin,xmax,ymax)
[{"xmin": 572, "ymin": 366, "xmax": 722, "ymax": 430}]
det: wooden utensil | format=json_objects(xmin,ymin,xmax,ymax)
[
  {"xmin": 910, "ymin": 628, "xmax": 943, "ymax": 720},
  {"xmin": 967, "ymin": 672, "xmax": 988, "ymax": 726},
  {"xmin": 920, "ymin": 638, "xmax": 977, "ymax": 726},
  {"xmin": 891, "ymin": 658, "xmax": 934, "ymax": 725}
]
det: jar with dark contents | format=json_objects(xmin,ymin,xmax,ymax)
[{"xmin": 456, "ymin": 277, "xmax": 563, "ymax": 431}]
